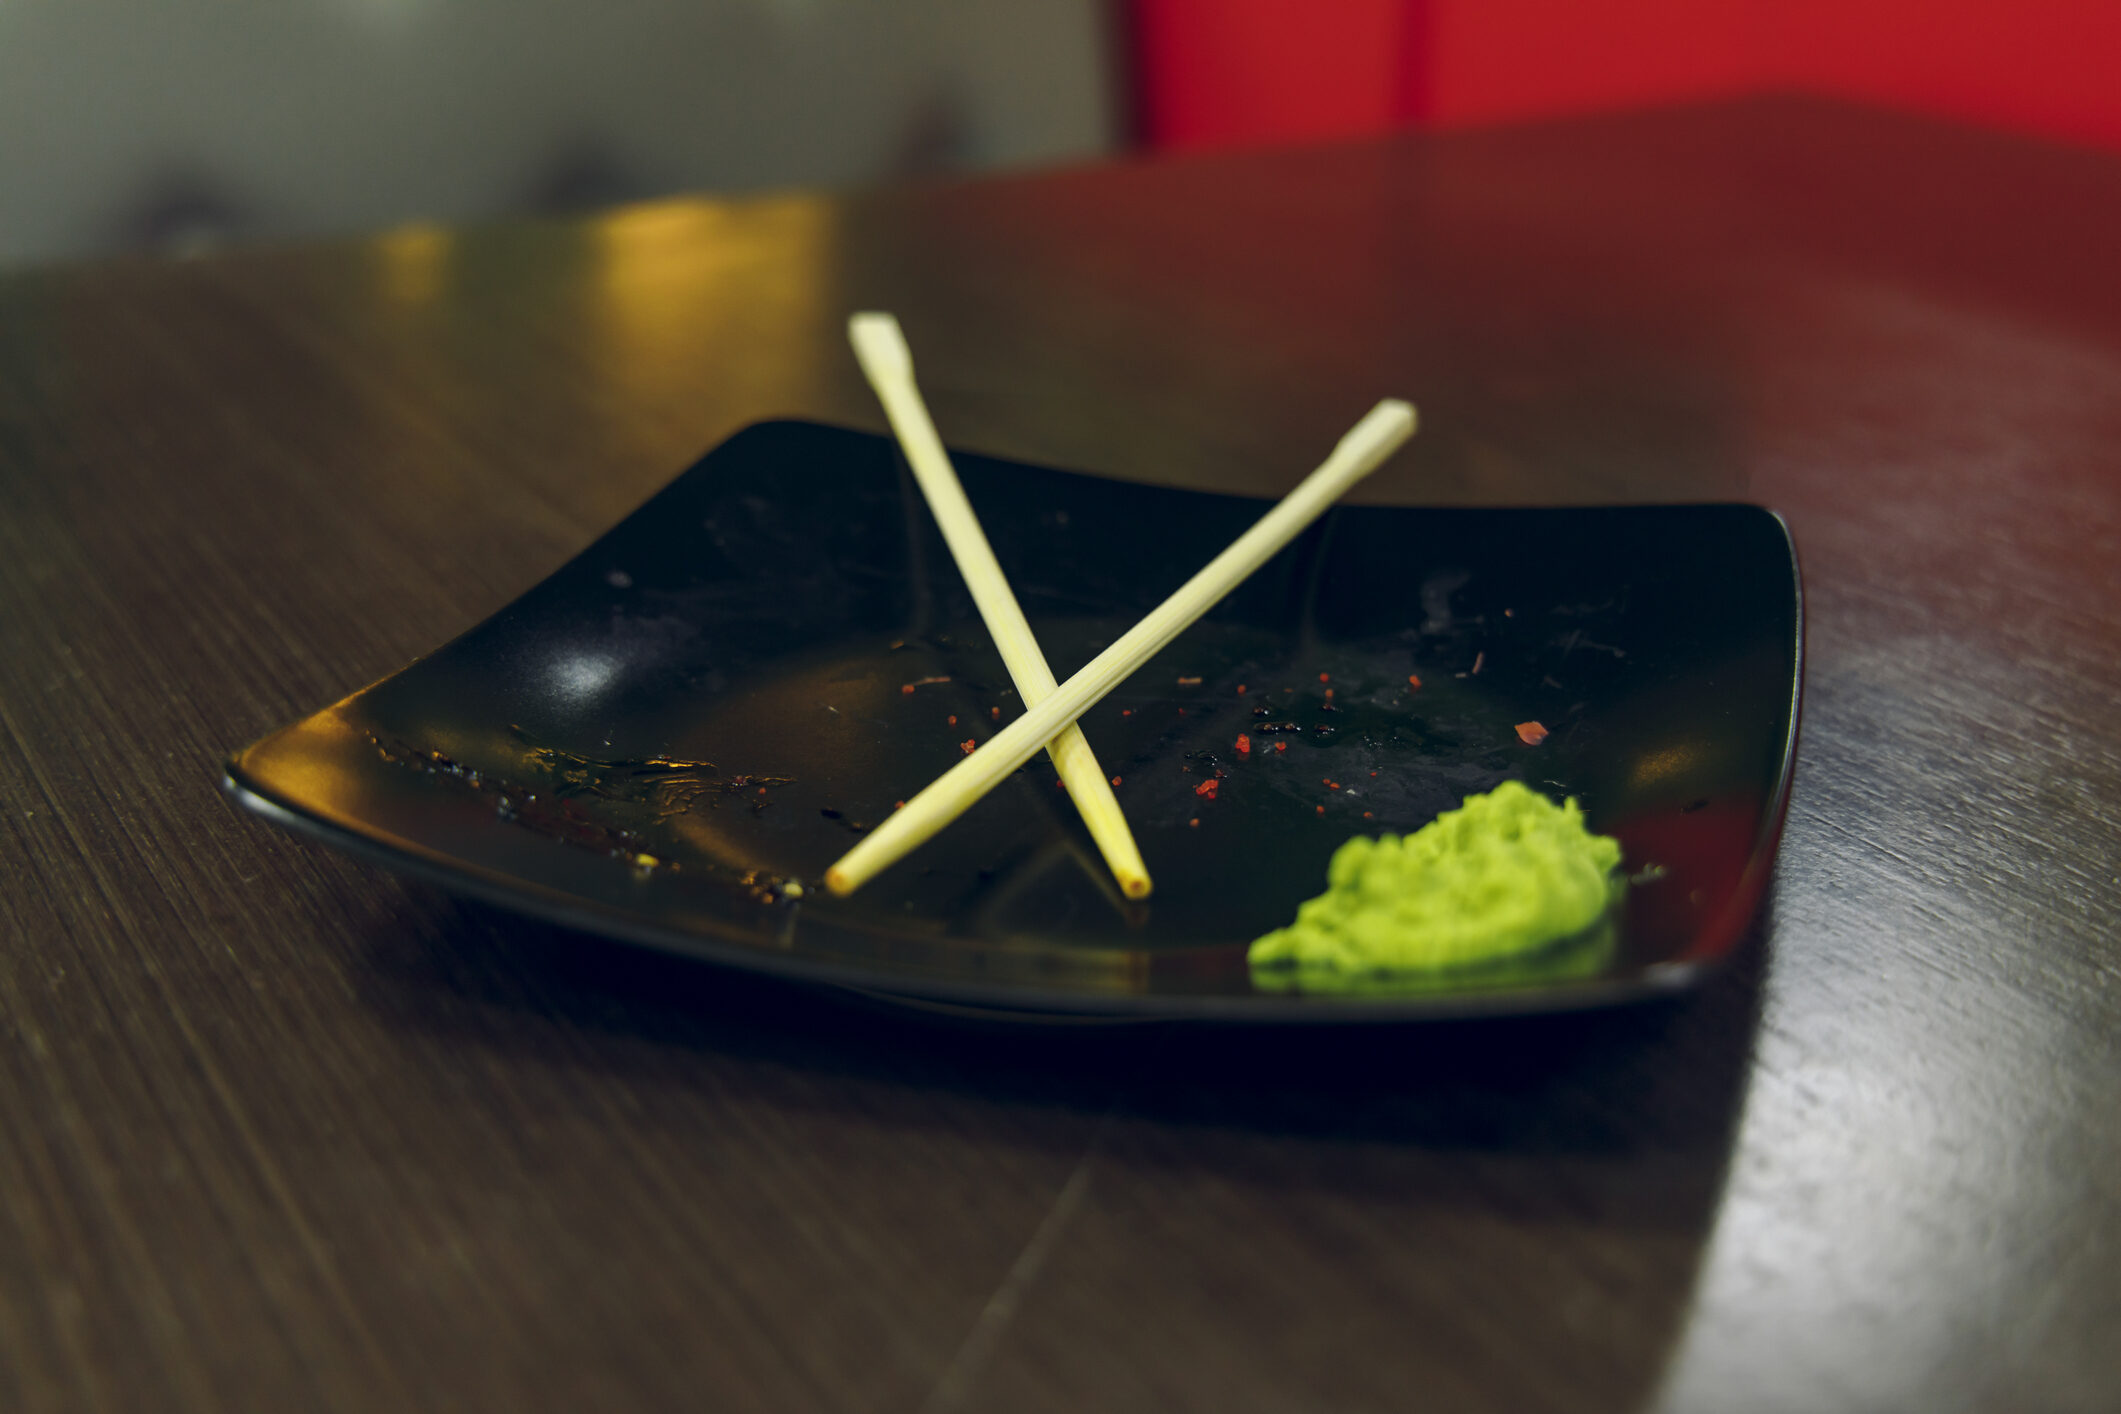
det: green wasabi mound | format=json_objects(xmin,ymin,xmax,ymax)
[{"xmin": 1248, "ymin": 781, "xmax": 1624, "ymax": 981}]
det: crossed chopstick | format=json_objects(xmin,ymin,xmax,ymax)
[{"xmin": 825, "ymin": 313, "xmax": 1416, "ymax": 898}]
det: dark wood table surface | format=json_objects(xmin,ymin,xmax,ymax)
[{"xmin": 3, "ymin": 95, "xmax": 2117, "ymax": 1413}]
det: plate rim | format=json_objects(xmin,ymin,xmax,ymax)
[{"xmin": 222, "ymin": 420, "xmax": 1803, "ymax": 1024}]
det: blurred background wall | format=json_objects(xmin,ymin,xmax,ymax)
[
  {"xmin": 1128, "ymin": 0, "xmax": 2121, "ymax": 155},
  {"xmin": 0, "ymin": 0, "xmax": 1119, "ymax": 268},
  {"xmin": 7, "ymin": 0, "xmax": 2119, "ymax": 271}
]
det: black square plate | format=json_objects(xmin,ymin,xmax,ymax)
[{"xmin": 226, "ymin": 421, "xmax": 1801, "ymax": 1021}]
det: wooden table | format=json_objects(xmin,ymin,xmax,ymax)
[{"xmin": 3, "ymin": 95, "xmax": 2117, "ymax": 1413}]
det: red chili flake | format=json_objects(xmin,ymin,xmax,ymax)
[
  {"xmin": 1319, "ymin": 672, "xmax": 1330, "ymax": 683},
  {"xmin": 947, "ymin": 714, "xmax": 957, "ymax": 726},
  {"xmin": 1235, "ymin": 733, "xmax": 1252, "ymax": 756},
  {"xmin": 1407, "ymin": 674, "xmax": 1422, "ymax": 689},
  {"xmin": 1515, "ymin": 721, "xmax": 1550, "ymax": 745},
  {"xmin": 757, "ymin": 787, "xmax": 768, "ymax": 795},
  {"xmin": 1189, "ymin": 817, "xmax": 1200, "ymax": 828},
  {"xmin": 1324, "ymin": 688, "xmax": 1335, "ymax": 700},
  {"xmin": 1275, "ymin": 741, "xmax": 1288, "ymax": 753},
  {"xmin": 1236, "ymin": 684, "xmax": 1248, "ymax": 695},
  {"xmin": 1177, "ymin": 676, "xmax": 1202, "ymax": 686},
  {"xmin": 1369, "ymin": 771, "xmax": 1378, "ymax": 778},
  {"xmin": 1121, "ymin": 709, "xmax": 1133, "ymax": 717},
  {"xmin": 1315, "ymin": 805, "xmax": 1325, "ymax": 815},
  {"xmin": 1195, "ymin": 779, "xmax": 1219, "ymax": 799},
  {"xmin": 1177, "ymin": 708, "xmax": 1186, "ymax": 716},
  {"xmin": 1110, "ymin": 776, "xmax": 1122, "ymax": 787},
  {"xmin": 894, "ymin": 800, "xmax": 905, "ymax": 809},
  {"xmin": 1362, "ymin": 811, "xmax": 1373, "ymax": 819},
  {"xmin": 901, "ymin": 676, "xmax": 951, "ymax": 694},
  {"xmin": 990, "ymin": 706, "xmax": 1001, "ymax": 719},
  {"xmin": 960, "ymin": 738, "xmax": 977, "ymax": 755}
]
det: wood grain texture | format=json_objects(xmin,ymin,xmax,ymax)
[{"xmin": 1, "ymin": 95, "xmax": 2117, "ymax": 1412}]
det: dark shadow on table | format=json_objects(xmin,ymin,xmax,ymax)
[{"xmin": 345, "ymin": 880, "xmax": 1773, "ymax": 1413}]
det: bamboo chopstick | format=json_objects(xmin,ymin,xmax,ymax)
[
  {"xmin": 824, "ymin": 395, "xmax": 1417, "ymax": 897},
  {"xmin": 848, "ymin": 312, "xmax": 1152, "ymax": 899}
]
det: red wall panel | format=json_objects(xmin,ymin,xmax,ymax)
[
  {"xmin": 1128, "ymin": 0, "xmax": 1415, "ymax": 150},
  {"xmin": 1129, "ymin": 0, "xmax": 2121, "ymax": 153},
  {"xmin": 1774, "ymin": 0, "xmax": 2121, "ymax": 151},
  {"xmin": 1423, "ymin": 0, "xmax": 1765, "ymax": 127}
]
